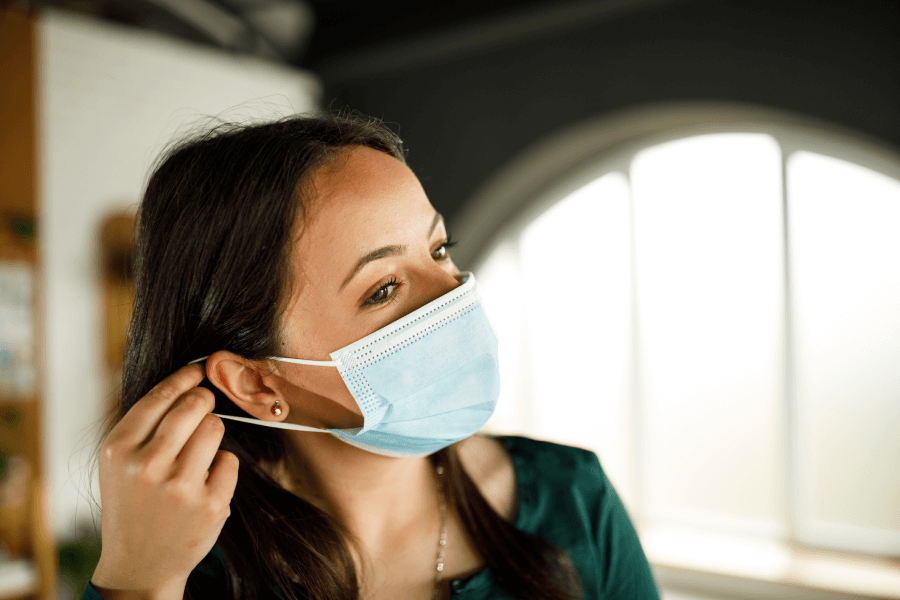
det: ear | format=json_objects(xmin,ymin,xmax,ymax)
[{"xmin": 205, "ymin": 350, "xmax": 288, "ymax": 422}]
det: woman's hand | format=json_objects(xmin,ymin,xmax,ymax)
[{"xmin": 90, "ymin": 364, "xmax": 239, "ymax": 600}]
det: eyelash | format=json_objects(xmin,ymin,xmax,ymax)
[
  {"xmin": 364, "ymin": 239, "xmax": 458, "ymax": 306},
  {"xmin": 433, "ymin": 237, "xmax": 457, "ymax": 260},
  {"xmin": 365, "ymin": 277, "xmax": 401, "ymax": 306}
]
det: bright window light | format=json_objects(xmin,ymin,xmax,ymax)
[
  {"xmin": 521, "ymin": 172, "xmax": 634, "ymax": 503},
  {"xmin": 475, "ymin": 123, "xmax": 900, "ymax": 561},
  {"xmin": 788, "ymin": 151, "xmax": 900, "ymax": 554},
  {"xmin": 631, "ymin": 133, "xmax": 787, "ymax": 536},
  {"xmin": 481, "ymin": 172, "xmax": 635, "ymax": 506}
]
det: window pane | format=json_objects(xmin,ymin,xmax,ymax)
[
  {"xmin": 518, "ymin": 172, "xmax": 635, "ymax": 506},
  {"xmin": 479, "ymin": 238, "xmax": 531, "ymax": 435},
  {"xmin": 631, "ymin": 134, "xmax": 786, "ymax": 535},
  {"xmin": 788, "ymin": 151, "xmax": 900, "ymax": 554}
]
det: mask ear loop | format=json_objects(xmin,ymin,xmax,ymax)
[
  {"xmin": 185, "ymin": 354, "xmax": 352, "ymax": 432},
  {"xmin": 187, "ymin": 355, "xmax": 342, "ymax": 367},
  {"xmin": 211, "ymin": 413, "xmax": 352, "ymax": 432},
  {"xmin": 271, "ymin": 356, "xmax": 342, "ymax": 367}
]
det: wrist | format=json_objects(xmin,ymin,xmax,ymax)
[
  {"xmin": 89, "ymin": 581, "xmax": 187, "ymax": 600},
  {"xmin": 90, "ymin": 565, "xmax": 188, "ymax": 600}
]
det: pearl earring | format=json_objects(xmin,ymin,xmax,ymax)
[{"xmin": 271, "ymin": 400, "xmax": 282, "ymax": 417}]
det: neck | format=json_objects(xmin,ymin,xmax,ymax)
[{"xmin": 279, "ymin": 430, "xmax": 439, "ymax": 551}]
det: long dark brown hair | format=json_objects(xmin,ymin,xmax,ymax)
[{"xmin": 106, "ymin": 112, "xmax": 581, "ymax": 600}]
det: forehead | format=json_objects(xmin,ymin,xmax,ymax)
[
  {"xmin": 293, "ymin": 146, "xmax": 436, "ymax": 280},
  {"xmin": 311, "ymin": 146, "xmax": 411, "ymax": 206}
]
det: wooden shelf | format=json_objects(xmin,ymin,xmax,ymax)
[{"xmin": 0, "ymin": 12, "xmax": 56, "ymax": 599}]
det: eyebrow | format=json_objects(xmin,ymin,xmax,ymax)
[{"xmin": 339, "ymin": 212, "xmax": 444, "ymax": 291}]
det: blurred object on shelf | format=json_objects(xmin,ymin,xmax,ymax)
[
  {"xmin": 0, "ymin": 402, "xmax": 56, "ymax": 599},
  {"xmin": 0, "ymin": 263, "xmax": 36, "ymax": 400},
  {"xmin": 0, "ymin": 212, "xmax": 36, "ymax": 265},
  {"xmin": 99, "ymin": 212, "xmax": 136, "ymax": 412}
]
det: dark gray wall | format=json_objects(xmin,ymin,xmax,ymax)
[{"xmin": 319, "ymin": 0, "xmax": 899, "ymax": 226}]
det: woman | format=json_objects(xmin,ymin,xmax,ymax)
[{"xmin": 85, "ymin": 113, "xmax": 659, "ymax": 600}]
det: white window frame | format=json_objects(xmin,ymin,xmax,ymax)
[{"xmin": 451, "ymin": 101, "xmax": 900, "ymax": 599}]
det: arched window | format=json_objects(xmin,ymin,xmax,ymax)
[{"xmin": 454, "ymin": 103, "xmax": 900, "ymax": 594}]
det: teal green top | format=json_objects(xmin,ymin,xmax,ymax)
[{"xmin": 83, "ymin": 436, "xmax": 660, "ymax": 599}]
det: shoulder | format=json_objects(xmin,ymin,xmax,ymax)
[
  {"xmin": 497, "ymin": 435, "xmax": 608, "ymax": 496},
  {"xmin": 456, "ymin": 434, "xmax": 609, "ymax": 522},
  {"xmin": 496, "ymin": 435, "xmax": 620, "ymax": 535},
  {"xmin": 484, "ymin": 435, "xmax": 615, "ymax": 541},
  {"xmin": 497, "ymin": 435, "xmax": 602, "ymax": 469},
  {"xmin": 493, "ymin": 436, "xmax": 660, "ymax": 599}
]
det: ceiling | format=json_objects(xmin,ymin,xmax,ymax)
[
  {"xmin": 19, "ymin": 0, "xmax": 558, "ymax": 68},
  {"xmin": 304, "ymin": 0, "xmax": 553, "ymax": 65}
]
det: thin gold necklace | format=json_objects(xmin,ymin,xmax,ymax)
[{"xmin": 433, "ymin": 464, "xmax": 447, "ymax": 599}]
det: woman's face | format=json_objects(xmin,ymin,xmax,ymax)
[{"xmin": 275, "ymin": 146, "xmax": 461, "ymax": 427}]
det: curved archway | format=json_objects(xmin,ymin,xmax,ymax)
[{"xmin": 451, "ymin": 101, "xmax": 900, "ymax": 270}]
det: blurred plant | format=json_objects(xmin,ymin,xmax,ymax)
[{"xmin": 57, "ymin": 532, "xmax": 102, "ymax": 598}]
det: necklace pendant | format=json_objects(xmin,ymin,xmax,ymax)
[{"xmin": 433, "ymin": 463, "xmax": 448, "ymax": 600}]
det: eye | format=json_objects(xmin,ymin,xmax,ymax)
[
  {"xmin": 431, "ymin": 238, "xmax": 457, "ymax": 261},
  {"xmin": 364, "ymin": 278, "xmax": 401, "ymax": 305}
]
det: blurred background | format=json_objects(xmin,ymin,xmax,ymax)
[{"xmin": 0, "ymin": 0, "xmax": 898, "ymax": 598}]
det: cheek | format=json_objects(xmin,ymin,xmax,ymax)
[
  {"xmin": 285, "ymin": 365, "xmax": 362, "ymax": 418},
  {"xmin": 442, "ymin": 259, "xmax": 462, "ymax": 281},
  {"xmin": 279, "ymin": 307, "xmax": 366, "ymax": 417},
  {"xmin": 287, "ymin": 366, "xmax": 363, "ymax": 417},
  {"xmin": 284, "ymin": 286, "xmax": 378, "ymax": 353}
]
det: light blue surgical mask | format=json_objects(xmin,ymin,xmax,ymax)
[{"xmin": 192, "ymin": 272, "xmax": 500, "ymax": 457}]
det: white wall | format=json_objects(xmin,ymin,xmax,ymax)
[{"xmin": 37, "ymin": 9, "xmax": 320, "ymax": 538}]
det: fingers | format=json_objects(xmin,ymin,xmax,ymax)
[
  {"xmin": 175, "ymin": 413, "xmax": 226, "ymax": 482},
  {"xmin": 206, "ymin": 449, "xmax": 239, "ymax": 509},
  {"xmin": 141, "ymin": 387, "xmax": 216, "ymax": 468},
  {"xmin": 112, "ymin": 364, "xmax": 207, "ymax": 446}
]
